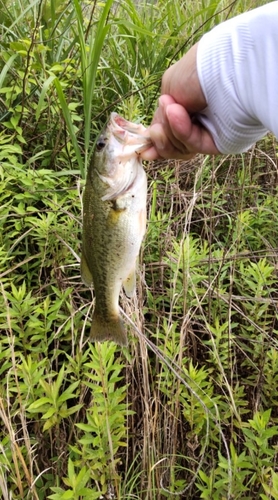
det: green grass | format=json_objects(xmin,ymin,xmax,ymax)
[{"xmin": 0, "ymin": 0, "xmax": 278, "ymax": 499}]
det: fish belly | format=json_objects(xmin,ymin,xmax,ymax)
[{"xmin": 81, "ymin": 171, "xmax": 147, "ymax": 345}]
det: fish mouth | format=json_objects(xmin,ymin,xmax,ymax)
[{"xmin": 110, "ymin": 112, "xmax": 152, "ymax": 154}]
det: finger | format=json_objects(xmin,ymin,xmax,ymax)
[
  {"xmin": 140, "ymin": 145, "xmax": 161, "ymax": 161},
  {"xmin": 166, "ymin": 104, "xmax": 220, "ymax": 155},
  {"xmin": 150, "ymin": 123, "xmax": 195, "ymax": 160},
  {"xmin": 150, "ymin": 101, "xmax": 195, "ymax": 156},
  {"xmin": 151, "ymin": 97, "xmax": 189, "ymax": 154},
  {"xmin": 151, "ymin": 95, "xmax": 176, "ymax": 125}
]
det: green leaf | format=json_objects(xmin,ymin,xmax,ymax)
[
  {"xmin": 35, "ymin": 74, "xmax": 57, "ymax": 121},
  {"xmin": 0, "ymin": 54, "xmax": 18, "ymax": 88},
  {"xmin": 42, "ymin": 407, "xmax": 57, "ymax": 419},
  {"xmin": 61, "ymin": 491, "xmax": 74, "ymax": 499},
  {"xmin": 60, "ymin": 404, "xmax": 83, "ymax": 417},
  {"xmin": 75, "ymin": 467, "xmax": 91, "ymax": 490},
  {"xmin": 57, "ymin": 380, "xmax": 80, "ymax": 404},
  {"xmin": 67, "ymin": 458, "xmax": 75, "ymax": 482},
  {"xmin": 28, "ymin": 397, "xmax": 52, "ymax": 410}
]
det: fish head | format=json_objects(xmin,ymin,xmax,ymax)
[{"xmin": 91, "ymin": 113, "xmax": 152, "ymax": 200}]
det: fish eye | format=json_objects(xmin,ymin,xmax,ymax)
[{"xmin": 96, "ymin": 138, "xmax": 107, "ymax": 152}]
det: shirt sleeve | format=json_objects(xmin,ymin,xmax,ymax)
[{"xmin": 196, "ymin": 2, "xmax": 278, "ymax": 154}]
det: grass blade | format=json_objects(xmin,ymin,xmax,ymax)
[
  {"xmin": 73, "ymin": 0, "xmax": 114, "ymax": 173},
  {"xmin": 54, "ymin": 77, "xmax": 84, "ymax": 178}
]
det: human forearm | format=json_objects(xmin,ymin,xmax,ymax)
[{"xmin": 142, "ymin": 2, "xmax": 278, "ymax": 161}]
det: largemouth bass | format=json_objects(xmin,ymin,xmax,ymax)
[{"xmin": 81, "ymin": 113, "xmax": 151, "ymax": 346}]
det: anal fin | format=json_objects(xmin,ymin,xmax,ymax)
[{"xmin": 123, "ymin": 268, "xmax": 136, "ymax": 298}]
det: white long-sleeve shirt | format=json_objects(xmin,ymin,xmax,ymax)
[{"xmin": 196, "ymin": 1, "xmax": 278, "ymax": 153}]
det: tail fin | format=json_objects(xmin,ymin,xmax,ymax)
[{"xmin": 89, "ymin": 310, "xmax": 127, "ymax": 346}]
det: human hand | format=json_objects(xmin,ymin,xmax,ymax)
[{"xmin": 141, "ymin": 44, "xmax": 220, "ymax": 160}]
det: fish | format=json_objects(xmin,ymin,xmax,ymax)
[{"xmin": 81, "ymin": 113, "xmax": 152, "ymax": 346}]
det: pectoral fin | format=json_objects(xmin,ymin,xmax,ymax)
[
  {"xmin": 81, "ymin": 252, "xmax": 93, "ymax": 287},
  {"xmin": 123, "ymin": 267, "xmax": 136, "ymax": 298}
]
